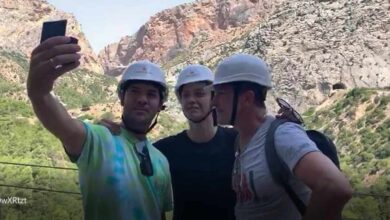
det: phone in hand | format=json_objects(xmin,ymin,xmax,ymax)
[
  {"xmin": 40, "ymin": 20, "xmax": 79, "ymax": 67},
  {"xmin": 40, "ymin": 20, "xmax": 78, "ymax": 44}
]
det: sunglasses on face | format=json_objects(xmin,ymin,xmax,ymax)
[
  {"xmin": 276, "ymin": 98, "xmax": 304, "ymax": 125},
  {"xmin": 134, "ymin": 142, "xmax": 154, "ymax": 176}
]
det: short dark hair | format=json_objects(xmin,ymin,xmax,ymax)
[
  {"xmin": 233, "ymin": 81, "xmax": 268, "ymax": 108},
  {"xmin": 119, "ymin": 80, "xmax": 166, "ymax": 105}
]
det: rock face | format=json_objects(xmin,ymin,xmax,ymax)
[
  {"xmin": 98, "ymin": 0, "xmax": 280, "ymax": 76},
  {"xmin": 0, "ymin": 0, "xmax": 102, "ymax": 73},
  {"xmin": 156, "ymin": 0, "xmax": 390, "ymax": 112},
  {"xmin": 231, "ymin": 0, "xmax": 390, "ymax": 110},
  {"xmin": 99, "ymin": 0, "xmax": 389, "ymax": 111}
]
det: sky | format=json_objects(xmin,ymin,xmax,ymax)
[{"xmin": 47, "ymin": 0, "xmax": 195, "ymax": 53}]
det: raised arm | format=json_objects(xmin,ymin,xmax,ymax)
[{"xmin": 27, "ymin": 36, "xmax": 86, "ymax": 157}]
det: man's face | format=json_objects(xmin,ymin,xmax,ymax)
[
  {"xmin": 212, "ymin": 84, "xmax": 234, "ymax": 125},
  {"xmin": 122, "ymin": 82, "xmax": 162, "ymax": 130},
  {"xmin": 179, "ymin": 82, "xmax": 213, "ymax": 122}
]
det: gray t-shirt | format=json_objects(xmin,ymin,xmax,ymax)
[{"xmin": 233, "ymin": 115, "xmax": 319, "ymax": 220}]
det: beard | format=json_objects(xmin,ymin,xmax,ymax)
[{"xmin": 122, "ymin": 112, "xmax": 154, "ymax": 134}]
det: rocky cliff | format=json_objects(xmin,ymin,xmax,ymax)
[
  {"xmin": 99, "ymin": 0, "xmax": 390, "ymax": 111},
  {"xmin": 98, "ymin": 0, "xmax": 281, "ymax": 76},
  {"xmin": 164, "ymin": 0, "xmax": 390, "ymax": 111},
  {"xmin": 0, "ymin": 0, "xmax": 102, "ymax": 73}
]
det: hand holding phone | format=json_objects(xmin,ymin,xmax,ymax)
[{"xmin": 40, "ymin": 20, "xmax": 79, "ymax": 68}]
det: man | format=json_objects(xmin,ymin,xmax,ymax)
[
  {"xmin": 154, "ymin": 65, "xmax": 236, "ymax": 220},
  {"xmin": 212, "ymin": 54, "xmax": 353, "ymax": 220},
  {"xmin": 27, "ymin": 36, "xmax": 173, "ymax": 220},
  {"xmin": 101, "ymin": 64, "xmax": 237, "ymax": 219}
]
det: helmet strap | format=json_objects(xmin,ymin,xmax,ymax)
[
  {"xmin": 187, "ymin": 92, "xmax": 216, "ymax": 124},
  {"xmin": 188, "ymin": 107, "xmax": 214, "ymax": 124},
  {"xmin": 212, "ymin": 107, "xmax": 218, "ymax": 127},
  {"xmin": 230, "ymin": 84, "xmax": 240, "ymax": 126},
  {"xmin": 121, "ymin": 112, "xmax": 160, "ymax": 135}
]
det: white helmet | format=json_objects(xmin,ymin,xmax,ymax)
[
  {"xmin": 117, "ymin": 60, "xmax": 168, "ymax": 102},
  {"xmin": 175, "ymin": 64, "xmax": 214, "ymax": 97},
  {"xmin": 214, "ymin": 54, "xmax": 272, "ymax": 88}
]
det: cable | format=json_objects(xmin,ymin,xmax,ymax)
[
  {"xmin": 0, "ymin": 161, "xmax": 78, "ymax": 171},
  {"xmin": 353, "ymin": 192, "xmax": 390, "ymax": 198},
  {"xmin": 1, "ymin": 164, "xmax": 389, "ymax": 198},
  {"xmin": 0, "ymin": 183, "xmax": 81, "ymax": 195}
]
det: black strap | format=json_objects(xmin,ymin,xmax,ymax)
[
  {"xmin": 188, "ymin": 107, "xmax": 215, "ymax": 124},
  {"xmin": 212, "ymin": 107, "xmax": 218, "ymax": 127},
  {"xmin": 122, "ymin": 112, "xmax": 160, "ymax": 135},
  {"xmin": 230, "ymin": 85, "xmax": 239, "ymax": 125},
  {"xmin": 265, "ymin": 119, "xmax": 307, "ymax": 215}
]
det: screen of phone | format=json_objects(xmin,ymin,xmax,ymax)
[{"xmin": 40, "ymin": 20, "xmax": 67, "ymax": 43}]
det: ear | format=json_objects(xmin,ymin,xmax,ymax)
[{"xmin": 240, "ymin": 90, "xmax": 255, "ymax": 106}]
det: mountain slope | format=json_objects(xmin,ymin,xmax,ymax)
[
  {"xmin": 0, "ymin": 0, "xmax": 102, "ymax": 73},
  {"xmin": 303, "ymin": 88, "xmax": 390, "ymax": 219},
  {"xmin": 161, "ymin": 0, "xmax": 390, "ymax": 112}
]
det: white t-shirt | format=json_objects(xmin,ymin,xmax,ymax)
[{"xmin": 233, "ymin": 115, "xmax": 319, "ymax": 220}]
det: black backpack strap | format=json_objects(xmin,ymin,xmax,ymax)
[{"xmin": 265, "ymin": 119, "xmax": 307, "ymax": 216}]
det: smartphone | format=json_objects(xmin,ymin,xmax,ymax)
[
  {"xmin": 40, "ymin": 19, "xmax": 79, "ymax": 44},
  {"xmin": 40, "ymin": 20, "xmax": 67, "ymax": 43}
]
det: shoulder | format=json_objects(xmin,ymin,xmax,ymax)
[
  {"xmin": 149, "ymin": 145, "xmax": 169, "ymax": 163},
  {"xmin": 273, "ymin": 121, "xmax": 319, "ymax": 170},
  {"xmin": 83, "ymin": 121, "xmax": 113, "ymax": 139},
  {"xmin": 217, "ymin": 126, "xmax": 238, "ymax": 139},
  {"xmin": 153, "ymin": 130, "xmax": 186, "ymax": 151},
  {"xmin": 274, "ymin": 121, "xmax": 308, "ymax": 139},
  {"xmin": 274, "ymin": 121, "xmax": 316, "ymax": 149},
  {"xmin": 82, "ymin": 122, "xmax": 125, "ymax": 151}
]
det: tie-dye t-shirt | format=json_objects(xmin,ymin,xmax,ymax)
[{"xmin": 71, "ymin": 122, "xmax": 173, "ymax": 220}]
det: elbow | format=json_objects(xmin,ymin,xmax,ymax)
[
  {"xmin": 311, "ymin": 178, "xmax": 353, "ymax": 206},
  {"xmin": 337, "ymin": 183, "xmax": 353, "ymax": 204},
  {"xmin": 323, "ymin": 181, "xmax": 353, "ymax": 205},
  {"xmin": 334, "ymin": 175, "xmax": 353, "ymax": 204}
]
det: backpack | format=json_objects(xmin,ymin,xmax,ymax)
[{"xmin": 265, "ymin": 118, "xmax": 340, "ymax": 215}]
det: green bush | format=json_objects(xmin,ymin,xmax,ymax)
[
  {"xmin": 100, "ymin": 112, "xmax": 115, "ymax": 121},
  {"xmin": 0, "ymin": 50, "xmax": 29, "ymax": 72},
  {"xmin": 77, "ymin": 114, "xmax": 95, "ymax": 121},
  {"xmin": 366, "ymin": 108, "xmax": 385, "ymax": 125},
  {"xmin": 374, "ymin": 144, "xmax": 390, "ymax": 159},
  {"xmin": 303, "ymin": 107, "xmax": 315, "ymax": 116},
  {"xmin": 0, "ymin": 79, "xmax": 23, "ymax": 97},
  {"xmin": 365, "ymin": 103, "xmax": 375, "ymax": 112},
  {"xmin": 0, "ymin": 98, "xmax": 33, "ymax": 117},
  {"xmin": 378, "ymin": 95, "xmax": 390, "ymax": 108},
  {"xmin": 55, "ymin": 69, "xmax": 117, "ymax": 109}
]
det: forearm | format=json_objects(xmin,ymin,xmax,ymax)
[{"xmin": 29, "ymin": 93, "xmax": 80, "ymax": 141}]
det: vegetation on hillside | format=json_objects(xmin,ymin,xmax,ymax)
[
  {"xmin": 0, "ymin": 50, "xmax": 117, "ymax": 109},
  {"xmin": 0, "ymin": 95, "xmax": 186, "ymax": 219},
  {"xmin": 304, "ymin": 88, "xmax": 390, "ymax": 220},
  {"xmin": 0, "ymin": 97, "xmax": 82, "ymax": 220},
  {"xmin": 1, "ymin": 51, "xmax": 389, "ymax": 219}
]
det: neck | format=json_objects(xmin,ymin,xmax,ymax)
[
  {"xmin": 186, "ymin": 115, "xmax": 217, "ymax": 143},
  {"xmin": 132, "ymin": 133, "xmax": 147, "ymax": 141},
  {"xmin": 120, "ymin": 122, "xmax": 147, "ymax": 141},
  {"xmin": 236, "ymin": 109, "xmax": 266, "ymax": 151}
]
